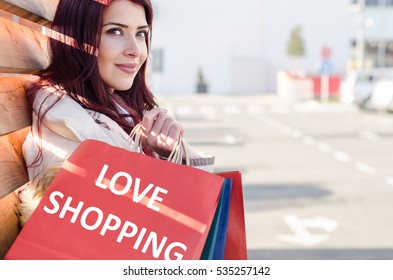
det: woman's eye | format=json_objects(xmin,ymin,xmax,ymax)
[
  {"xmin": 137, "ymin": 30, "xmax": 148, "ymax": 38},
  {"xmin": 106, "ymin": 28, "xmax": 123, "ymax": 36}
]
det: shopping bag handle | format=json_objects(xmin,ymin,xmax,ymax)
[{"xmin": 129, "ymin": 123, "xmax": 190, "ymax": 165}]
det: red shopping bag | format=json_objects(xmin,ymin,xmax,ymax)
[
  {"xmin": 217, "ymin": 171, "xmax": 248, "ymax": 260},
  {"xmin": 6, "ymin": 140, "xmax": 224, "ymax": 260}
]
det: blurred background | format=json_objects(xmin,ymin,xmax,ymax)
[
  {"xmin": 1, "ymin": 0, "xmax": 393, "ymax": 260},
  {"xmin": 149, "ymin": 0, "xmax": 393, "ymax": 259}
]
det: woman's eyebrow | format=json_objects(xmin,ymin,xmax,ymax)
[
  {"xmin": 102, "ymin": 22, "xmax": 129, "ymax": 28},
  {"xmin": 102, "ymin": 23, "xmax": 149, "ymax": 30}
]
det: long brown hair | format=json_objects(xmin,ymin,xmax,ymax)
[{"xmin": 28, "ymin": 0, "xmax": 156, "ymax": 165}]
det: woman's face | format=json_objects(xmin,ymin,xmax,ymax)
[{"xmin": 98, "ymin": 0, "xmax": 149, "ymax": 92}]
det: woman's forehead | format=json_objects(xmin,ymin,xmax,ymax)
[{"xmin": 103, "ymin": 0, "xmax": 147, "ymax": 24}]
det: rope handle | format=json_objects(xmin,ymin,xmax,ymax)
[
  {"xmin": 128, "ymin": 123, "xmax": 190, "ymax": 165},
  {"xmin": 128, "ymin": 123, "xmax": 143, "ymax": 153}
]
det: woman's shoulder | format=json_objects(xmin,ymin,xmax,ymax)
[
  {"xmin": 31, "ymin": 85, "xmax": 112, "ymax": 142},
  {"xmin": 32, "ymin": 85, "xmax": 82, "ymax": 113},
  {"xmin": 34, "ymin": 84, "xmax": 66, "ymax": 102},
  {"xmin": 32, "ymin": 84, "xmax": 96, "ymax": 130}
]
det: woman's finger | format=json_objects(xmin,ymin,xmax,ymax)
[
  {"xmin": 141, "ymin": 108, "xmax": 167, "ymax": 133},
  {"xmin": 139, "ymin": 108, "xmax": 185, "ymax": 156},
  {"xmin": 147, "ymin": 113, "xmax": 170, "ymax": 147}
]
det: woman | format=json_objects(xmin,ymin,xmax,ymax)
[{"xmin": 20, "ymin": 0, "xmax": 214, "ymax": 224}]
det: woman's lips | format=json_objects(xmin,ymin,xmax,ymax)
[{"xmin": 116, "ymin": 64, "xmax": 137, "ymax": 75}]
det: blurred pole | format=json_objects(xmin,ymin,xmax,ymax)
[
  {"xmin": 319, "ymin": 47, "xmax": 332, "ymax": 103},
  {"xmin": 376, "ymin": 0, "xmax": 386, "ymax": 67},
  {"xmin": 377, "ymin": 41, "xmax": 386, "ymax": 67},
  {"xmin": 355, "ymin": 0, "xmax": 365, "ymax": 69},
  {"xmin": 321, "ymin": 75, "xmax": 329, "ymax": 103}
]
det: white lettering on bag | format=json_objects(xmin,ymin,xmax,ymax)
[
  {"xmin": 94, "ymin": 164, "xmax": 168, "ymax": 212},
  {"xmin": 43, "ymin": 191, "xmax": 64, "ymax": 214},
  {"xmin": 80, "ymin": 207, "xmax": 104, "ymax": 230},
  {"xmin": 42, "ymin": 191, "xmax": 188, "ymax": 260},
  {"xmin": 100, "ymin": 214, "xmax": 122, "ymax": 236},
  {"xmin": 59, "ymin": 196, "xmax": 84, "ymax": 223}
]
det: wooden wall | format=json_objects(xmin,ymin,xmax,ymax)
[
  {"xmin": 1, "ymin": 0, "xmax": 58, "ymax": 21},
  {"xmin": 0, "ymin": 0, "xmax": 59, "ymax": 73}
]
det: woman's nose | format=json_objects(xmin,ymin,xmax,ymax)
[{"xmin": 124, "ymin": 36, "xmax": 142, "ymax": 57}]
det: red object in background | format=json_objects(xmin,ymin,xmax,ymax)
[
  {"xmin": 310, "ymin": 75, "xmax": 341, "ymax": 98},
  {"xmin": 321, "ymin": 46, "xmax": 332, "ymax": 59}
]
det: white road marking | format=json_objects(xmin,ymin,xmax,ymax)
[
  {"xmin": 317, "ymin": 142, "xmax": 332, "ymax": 153},
  {"xmin": 223, "ymin": 105, "xmax": 241, "ymax": 114},
  {"xmin": 291, "ymin": 130, "xmax": 303, "ymax": 139},
  {"xmin": 198, "ymin": 105, "xmax": 216, "ymax": 116},
  {"xmin": 303, "ymin": 136, "xmax": 315, "ymax": 146},
  {"xmin": 334, "ymin": 151, "xmax": 352, "ymax": 162},
  {"xmin": 277, "ymin": 214, "xmax": 339, "ymax": 247},
  {"xmin": 175, "ymin": 106, "xmax": 193, "ymax": 116},
  {"xmin": 198, "ymin": 105, "xmax": 217, "ymax": 120},
  {"xmin": 259, "ymin": 117, "xmax": 384, "ymax": 180},
  {"xmin": 223, "ymin": 134, "xmax": 238, "ymax": 145},
  {"xmin": 358, "ymin": 131, "xmax": 380, "ymax": 142},
  {"xmin": 385, "ymin": 177, "xmax": 393, "ymax": 186},
  {"xmin": 247, "ymin": 105, "xmax": 265, "ymax": 115},
  {"xmin": 356, "ymin": 162, "xmax": 376, "ymax": 175}
]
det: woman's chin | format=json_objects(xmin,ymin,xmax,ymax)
[{"xmin": 111, "ymin": 82, "xmax": 134, "ymax": 92}]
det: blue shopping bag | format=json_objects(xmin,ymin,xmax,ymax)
[{"xmin": 200, "ymin": 178, "xmax": 232, "ymax": 260}]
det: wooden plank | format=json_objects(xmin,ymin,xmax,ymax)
[
  {"xmin": 0, "ymin": 191, "xmax": 20, "ymax": 259},
  {"xmin": 0, "ymin": 17, "xmax": 49, "ymax": 73},
  {"xmin": 0, "ymin": 0, "xmax": 51, "ymax": 27},
  {"xmin": 0, "ymin": 76, "xmax": 32, "ymax": 136},
  {"xmin": 0, "ymin": 127, "xmax": 30, "ymax": 199},
  {"xmin": 2, "ymin": 0, "xmax": 58, "ymax": 22},
  {"xmin": 0, "ymin": 76, "xmax": 31, "ymax": 199},
  {"xmin": 0, "ymin": 78, "xmax": 30, "ymax": 258}
]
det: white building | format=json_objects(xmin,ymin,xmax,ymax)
[
  {"xmin": 352, "ymin": 0, "xmax": 393, "ymax": 68},
  {"xmin": 149, "ymin": 0, "xmax": 393, "ymax": 95},
  {"xmin": 149, "ymin": 0, "xmax": 352, "ymax": 95}
]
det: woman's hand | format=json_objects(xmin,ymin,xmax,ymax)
[{"xmin": 140, "ymin": 108, "xmax": 184, "ymax": 157}]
